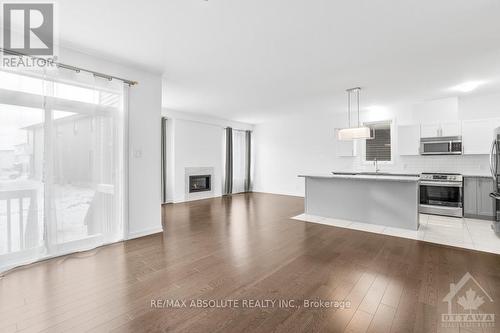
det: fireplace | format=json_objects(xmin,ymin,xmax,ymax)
[
  {"xmin": 189, "ymin": 175, "xmax": 211, "ymax": 193},
  {"xmin": 185, "ymin": 167, "xmax": 214, "ymax": 200}
]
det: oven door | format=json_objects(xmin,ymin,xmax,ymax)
[
  {"xmin": 420, "ymin": 141, "xmax": 451, "ymax": 155},
  {"xmin": 420, "ymin": 181, "xmax": 463, "ymax": 217}
]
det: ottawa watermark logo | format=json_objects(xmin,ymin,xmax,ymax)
[
  {"xmin": 1, "ymin": 2, "xmax": 58, "ymax": 68},
  {"xmin": 441, "ymin": 272, "xmax": 495, "ymax": 328}
]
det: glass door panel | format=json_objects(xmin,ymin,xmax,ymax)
[
  {"xmin": 422, "ymin": 142, "xmax": 450, "ymax": 153},
  {"xmin": 420, "ymin": 185, "xmax": 462, "ymax": 208},
  {"xmin": 0, "ymin": 104, "xmax": 45, "ymax": 257},
  {"xmin": 51, "ymin": 111, "xmax": 120, "ymax": 247}
]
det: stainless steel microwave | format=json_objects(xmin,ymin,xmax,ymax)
[{"xmin": 420, "ymin": 136, "xmax": 463, "ymax": 155}]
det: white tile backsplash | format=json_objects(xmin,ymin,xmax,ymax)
[{"xmin": 351, "ymin": 154, "xmax": 490, "ymax": 176}]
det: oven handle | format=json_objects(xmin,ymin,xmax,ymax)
[{"xmin": 419, "ymin": 181, "xmax": 463, "ymax": 187}]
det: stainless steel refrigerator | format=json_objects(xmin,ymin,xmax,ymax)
[{"xmin": 490, "ymin": 127, "xmax": 500, "ymax": 233}]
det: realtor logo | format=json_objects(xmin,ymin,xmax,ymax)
[
  {"xmin": 442, "ymin": 272, "xmax": 495, "ymax": 328},
  {"xmin": 2, "ymin": 2, "xmax": 54, "ymax": 55}
]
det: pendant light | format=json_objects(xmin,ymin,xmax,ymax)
[{"xmin": 337, "ymin": 87, "xmax": 371, "ymax": 140}]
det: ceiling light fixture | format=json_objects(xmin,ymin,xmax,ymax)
[
  {"xmin": 337, "ymin": 87, "xmax": 372, "ymax": 141},
  {"xmin": 450, "ymin": 81, "xmax": 485, "ymax": 93}
]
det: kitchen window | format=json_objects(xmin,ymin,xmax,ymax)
[{"xmin": 364, "ymin": 121, "xmax": 392, "ymax": 162}]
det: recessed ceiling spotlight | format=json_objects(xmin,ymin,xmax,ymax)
[{"xmin": 450, "ymin": 81, "xmax": 486, "ymax": 93}]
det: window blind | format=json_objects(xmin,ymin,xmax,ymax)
[{"xmin": 366, "ymin": 126, "xmax": 391, "ymax": 161}]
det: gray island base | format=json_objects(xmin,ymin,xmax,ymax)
[{"xmin": 300, "ymin": 174, "xmax": 420, "ymax": 230}]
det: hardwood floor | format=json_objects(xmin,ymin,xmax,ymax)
[{"xmin": 1, "ymin": 192, "xmax": 500, "ymax": 332}]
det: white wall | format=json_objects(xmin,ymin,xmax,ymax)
[
  {"xmin": 162, "ymin": 110, "xmax": 253, "ymax": 203},
  {"xmin": 58, "ymin": 47, "xmax": 163, "ymax": 239},
  {"xmin": 459, "ymin": 92, "xmax": 500, "ymax": 120},
  {"xmin": 254, "ymin": 93, "xmax": 499, "ymax": 197},
  {"xmin": 253, "ymin": 111, "xmax": 353, "ymax": 196},
  {"xmin": 412, "ymin": 97, "xmax": 458, "ymax": 123},
  {"xmin": 172, "ymin": 119, "xmax": 223, "ymax": 202}
]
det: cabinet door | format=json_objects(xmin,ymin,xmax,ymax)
[
  {"xmin": 441, "ymin": 122, "xmax": 461, "ymax": 137},
  {"xmin": 463, "ymin": 177, "xmax": 478, "ymax": 216},
  {"xmin": 398, "ymin": 124, "xmax": 420, "ymax": 155},
  {"xmin": 462, "ymin": 119, "xmax": 500, "ymax": 155},
  {"xmin": 420, "ymin": 124, "xmax": 440, "ymax": 138},
  {"xmin": 477, "ymin": 177, "xmax": 495, "ymax": 218}
]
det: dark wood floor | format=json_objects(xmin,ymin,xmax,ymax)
[{"xmin": 1, "ymin": 192, "xmax": 500, "ymax": 332}]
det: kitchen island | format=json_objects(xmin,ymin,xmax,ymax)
[{"xmin": 299, "ymin": 173, "xmax": 421, "ymax": 230}]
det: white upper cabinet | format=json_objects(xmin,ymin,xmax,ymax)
[
  {"xmin": 398, "ymin": 124, "xmax": 420, "ymax": 155},
  {"xmin": 416, "ymin": 97, "xmax": 461, "ymax": 138},
  {"xmin": 462, "ymin": 118, "xmax": 500, "ymax": 155},
  {"xmin": 441, "ymin": 122, "xmax": 461, "ymax": 137},
  {"xmin": 420, "ymin": 122, "xmax": 461, "ymax": 138},
  {"xmin": 420, "ymin": 123, "xmax": 441, "ymax": 138}
]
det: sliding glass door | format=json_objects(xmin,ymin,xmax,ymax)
[{"xmin": 0, "ymin": 69, "xmax": 126, "ymax": 271}]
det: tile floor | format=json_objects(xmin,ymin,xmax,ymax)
[{"xmin": 292, "ymin": 213, "xmax": 500, "ymax": 255}]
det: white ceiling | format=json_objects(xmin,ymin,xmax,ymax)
[{"xmin": 57, "ymin": 0, "xmax": 500, "ymax": 123}]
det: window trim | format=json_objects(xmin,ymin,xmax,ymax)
[{"xmin": 361, "ymin": 119, "xmax": 394, "ymax": 165}]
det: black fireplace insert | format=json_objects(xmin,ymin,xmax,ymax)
[{"xmin": 189, "ymin": 175, "xmax": 211, "ymax": 193}]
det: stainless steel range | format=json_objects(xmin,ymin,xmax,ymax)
[{"xmin": 419, "ymin": 173, "xmax": 464, "ymax": 218}]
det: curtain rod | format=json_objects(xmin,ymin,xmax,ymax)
[
  {"xmin": 162, "ymin": 117, "xmax": 252, "ymax": 132},
  {"xmin": 1, "ymin": 48, "xmax": 138, "ymax": 86}
]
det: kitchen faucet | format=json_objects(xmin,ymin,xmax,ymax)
[{"xmin": 374, "ymin": 158, "xmax": 380, "ymax": 173}]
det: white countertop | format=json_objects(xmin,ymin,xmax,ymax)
[
  {"xmin": 463, "ymin": 174, "xmax": 493, "ymax": 178},
  {"xmin": 298, "ymin": 174, "xmax": 420, "ymax": 182}
]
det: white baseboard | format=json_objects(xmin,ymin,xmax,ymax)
[
  {"xmin": 173, "ymin": 194, "xmax": 222, "ymax": 203},
  {"xmin": 127, "ymin": 226, "xmax": 164, "ymax": 240},
  {"xmin": 252, "ymin": 189, "xmax": 305, "ymax": 198}
]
